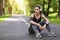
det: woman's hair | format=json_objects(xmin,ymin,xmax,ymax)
[{"xmin": 34, "ymin": 5, "xmax": 41, "ymax": 9}]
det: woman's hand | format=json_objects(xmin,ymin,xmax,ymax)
[
  {"xmin": 40, "ymin": 26, "xmax": 45, "ymax": 30},
  {"xmin": 37, "ymin": 24, "xmax": 44, "ymax": 30},
  {"xmin": 39, "ymin": 24, "xmax": 46, "ymax": 30},
  {"xmin": 46, "ymin": 20, "xmax": 49, "ymax": 24}
]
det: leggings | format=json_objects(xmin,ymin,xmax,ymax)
[{"xmin": 31, "ymin": 20, "xmax": 51, "ymax": 34}]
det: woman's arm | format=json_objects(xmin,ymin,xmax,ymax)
[
  {"xmin": 41, "ymin": 14, "xmax": 49, "ymax": 24},
  {"xmin": 39, "ymin": 14, "xmax": 49, "ymax": 30},
  {"xmin": 30, "ymin": 14, "xmax": 41, "ymax": 26},
  {"xmin": 30, "ymin": 14, "xmax": 46, "ymax": 30}
]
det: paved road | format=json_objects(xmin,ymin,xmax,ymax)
[{"xmin": 0, "ymin": 15, "xmax": 60, "ymax": 40}]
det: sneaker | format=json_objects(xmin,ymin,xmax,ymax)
[
  {"xmin": 48, "ymin": 32, "xmax": 56, "ymax": 37},
  {"xmin": 36, "ymin": 33, "xmax": 42, "ymax": 38},
  {"xmin": 48, "ymin": 33, "xmax": 52, "ymax": 37},
  {"xmin": 51, "ymin": 32, "xmax": 56, "ymax": 37}
]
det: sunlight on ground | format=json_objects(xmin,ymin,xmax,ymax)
[
  {"xmin": 5, "ymin": 16, "xmax": 29, "ymax": 25},
  {"xmin": 49, "ymin": 13, "xmax": 57, "ymax": 17}
]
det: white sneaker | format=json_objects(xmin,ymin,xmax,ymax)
[
  {"xmin": 48, "ymin": 33, "xmax": 52, "ymax": 37},
  {"xmin": 36, "ymin": 33, "xmax": 42, "ymax": 38},
  {"xmin": 48, "ymin": 32, "xmax": 56, "ymax": 37}
]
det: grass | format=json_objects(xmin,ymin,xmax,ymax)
[
  {"xmin": 0, "ymin": 16, "xmax": 11, "ymax": 22},
  {"xmin": 48, "ymin": 13, "xmax": 60, "ymax": 24},
  {"xmin": 48, "ymin": 18, "xmax": 60, "ymax": 24}
]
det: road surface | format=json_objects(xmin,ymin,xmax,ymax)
[{"xmin": 0, "ymin": 15, "xmax": 60, "ymax": 40}]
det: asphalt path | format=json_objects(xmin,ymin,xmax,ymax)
[{"xmin": 0, "ymin": 15, "xmax": 60, "ymax": 40}]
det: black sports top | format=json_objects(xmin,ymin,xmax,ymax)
[{"xmin": 31, "ymin": 14, "xmax": 41, "ymax": 23}]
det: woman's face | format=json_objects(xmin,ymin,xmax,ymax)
[{"xmin": 34, "ymin": 7, "xmax": 40, "ymax": 13}]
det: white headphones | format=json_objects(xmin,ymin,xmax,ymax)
[{"xmin": 39, "ymin": 5, "xmax": 42, "ymax": 11}]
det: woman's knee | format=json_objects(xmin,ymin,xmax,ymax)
[{"xmin": 40, "ymin": 20, "xmax": 46, "ymax": 26}]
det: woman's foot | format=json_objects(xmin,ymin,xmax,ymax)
[
  {"xmin": 48, "ymin": 32, "xmax": 56, "ymax": 37},
  {"xmin": 36, "ymin": 33, "xmax": 42, "ymax": 38}
]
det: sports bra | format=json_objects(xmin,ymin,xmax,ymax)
[{"xmin": 32, "ymin": 14, "xmax": 41, "ymax": 23}]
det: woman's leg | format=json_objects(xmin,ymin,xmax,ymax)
[
  {"xmin": 41, "ymin": 20, "xmax": 56, "ymax": 37},
  {"xmin": 32, "ymin": 25, "xmax": 40, "ymax": 34},
  {"xmin": 41, "ymin": 20, "xmax": 51, "ymax": 32},
  {"xmin": 32, "ymin": 25, "xmax": 42, "ymax": 38}
]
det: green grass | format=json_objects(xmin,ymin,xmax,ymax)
[
  {"xmin": 48, "ymin": 18, "xmax": 60, "ymax": 24},
  {"xmin": 48, "ymin": 13, "xmax": 60, "ymax": 24},
  {"xmin": 0, "ymin": 16, "xmax": 11, "ymax": 22},
  {"xmin": 49, "ymin": 13, "xmax": 57, "ymax": 17}
]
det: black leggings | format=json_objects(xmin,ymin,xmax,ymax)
[{"xmin": 29, "ymin": 20, "xmax": 51, "ymax": 34}]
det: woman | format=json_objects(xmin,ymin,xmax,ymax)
[{"xmin": 29, "ymin": 5, "xmax": 56, "ymax": 38}]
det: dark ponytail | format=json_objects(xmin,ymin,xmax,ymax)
[{"xmin": 35, "ymin": 5, "xmax": 41, "ymax": 9}]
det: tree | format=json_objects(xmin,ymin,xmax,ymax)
[
  {"xmin": 58, "ymin": 0, "xmax": 60, "ymax": 18},
  {"xmin": 0, "ymin": 0, "xmax": 4, "ymax": 15},
  {"xmin": 42, "ymin": 0, "xmax": 45, "ymax": 15},
  {"xmin": 46, "ymin": 0, "xmax": 51, "ymax": 17}
]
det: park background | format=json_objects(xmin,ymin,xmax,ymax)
[{"xmin": 0, "ymin": 0, "xmax": 60, "ymax": 24}]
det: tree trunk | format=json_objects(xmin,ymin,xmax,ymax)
[
  {"xmin": 0, "ymin": 0, "xmax": 3, "ymax": 15},
  {"xmin": 8, "ymin": 6, "xmax": 12, "ymax": 15},
  {"xmin": 46, "ymin": 0, "xmax": 51, "ymax": 17},
  {"xmin": 8, "ymin": 3, "xmax": 12, "ymax": 16},
  {"xmin": 43, "ymin": 0, "xmax": 45, "ymax": 15},
  {"xmin": 58, "ymin": 0, "xmax": 60, "ymax": 18},
  {"xmin": 0, "ymin": 0, "xmax": 5, "ymax": 16}
]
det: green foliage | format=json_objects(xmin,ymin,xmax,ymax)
[
  {"xmin": 29, "ymin": 0, "xmax": 58, "ymax": 13},
  {"xmin": 48, "ymin": 13, "xmax": 60, "ymax": 24},
  {"xmin": 50, "ymin": 0, "xmax": 58, "ymax": 12},
  {"xmin": 29, "ymin": 0, "xmax": 43, "ymax": 13}
]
